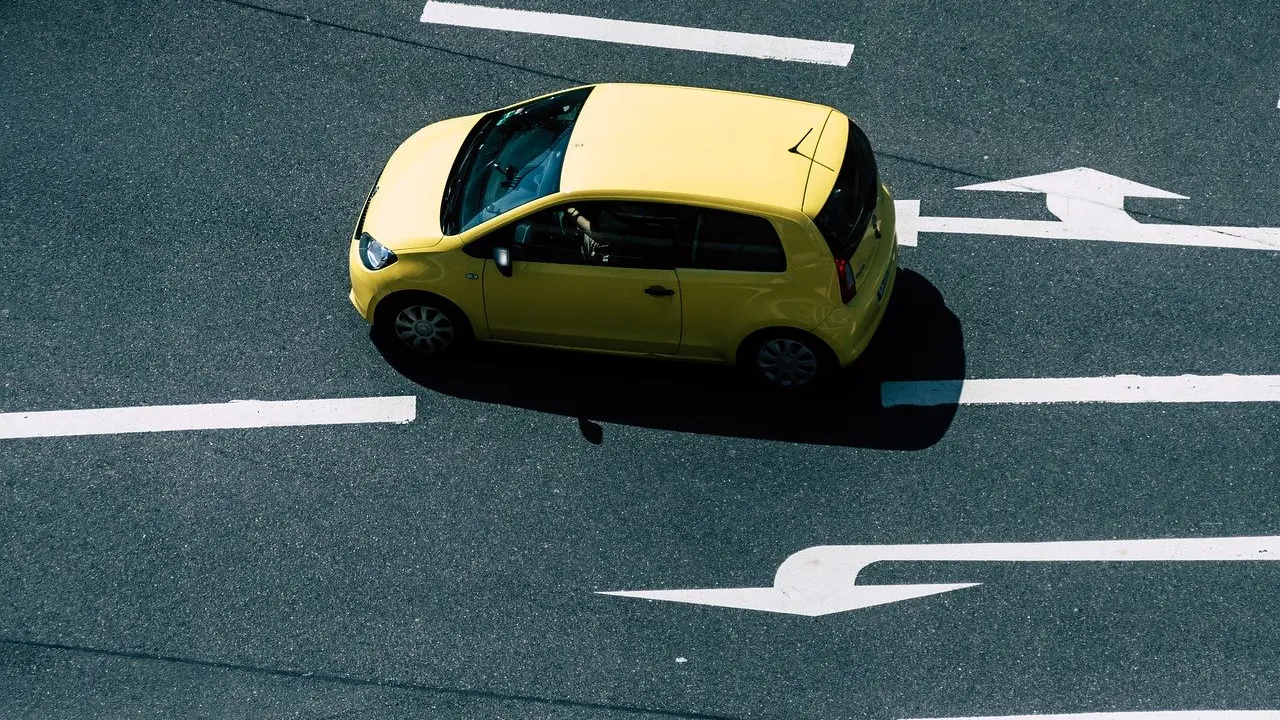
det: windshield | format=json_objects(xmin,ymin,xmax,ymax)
[
  {"xmin": 812, "ymin": 119, "xmax": 879, "ymax": 260},
  {"xmin": 442, "ymin": 87, "xmax": 593, "ymax": 235}
]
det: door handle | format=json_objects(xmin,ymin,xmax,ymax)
[{"xmin": 644, "ymin": 285, "xmax": 676, "ymax": 297}]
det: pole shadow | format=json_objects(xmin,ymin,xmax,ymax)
[{"xmin": 372, "ymin": 269, "xmax": 964, "ymax": 450}]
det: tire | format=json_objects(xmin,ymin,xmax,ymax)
[
  {"xmin": 375, "ymin": 293, "xmax": 473, "ymax": 359},
  {"xmin": 739, "ymin": 329, "xmax": 836, "ymax": 390}
]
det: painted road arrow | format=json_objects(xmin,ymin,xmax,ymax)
[
  {"xmin": 601, "ymin": 536, "xmax": 1280, "ymax": 617},
  {"xmin": 894, "ymin": 167, "xmax": 1280, "ymax": 251}
]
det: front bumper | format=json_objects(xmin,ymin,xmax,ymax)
[
  {"xmin": 349, "ymin": 287, "xmax": 372, "ymax": 324},
  {"xmin": 348, "ymin": 232, "xmax": 378, "ymax": 323},
  {"xmin": 347, "ymin": 176, "xmax": 382, "ymax": 324}
]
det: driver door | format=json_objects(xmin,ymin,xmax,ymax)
[{"xmin": 480, "ymin": 201, "xmax": 689, "ymax": 355}]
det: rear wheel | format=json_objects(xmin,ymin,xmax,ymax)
[
  {"xmin": 376, "ymin": 294, "xmax": 472, "ymax": 358},
  {"xmin": 740, "ymin": 330, "xmax": 835, "ymax": 390}
]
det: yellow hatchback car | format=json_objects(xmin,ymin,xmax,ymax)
[{"xmin": 349, "ymin": 83, "xmax": 898, "ymax": 389}]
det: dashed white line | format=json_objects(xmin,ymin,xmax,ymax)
[
  {"xmin": 0, "ymin": 397, "xmax": 416, "ymax": 439},
  {"xmin": 881, "ymin": 374, "xmax": 1280, "ymax": 407},
  {"xmin": 419, "ymin": 1, "xmax": 854, "ymax": 66}
]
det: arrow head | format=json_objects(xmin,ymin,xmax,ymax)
[
  {"xmin": 957, "ymin": 167, "xmax": 1188, "ymax": 201},
  {"xmin": 955, "ymin": 167, "xmax": 1189, "ymax": 225},
  {"xmin": 598, "ymin": 583, "xmax": 981, "ymax": 617}
]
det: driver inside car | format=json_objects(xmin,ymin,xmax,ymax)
[{"xmin": 565, "ymin": 206, "xmax": 610, "ymax": 263}]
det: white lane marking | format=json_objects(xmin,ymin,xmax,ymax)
[
  {"xmin": 880, "ymin": 374, "xmax": 1280, "ymax": 407},
  {"xmin": 0, "ymin": 397, "xmax": 416, "ymax": 439},
  {"xmin": 894, "ymin": 199, "xmax": 920, "ymax": 246},
  {"xmin": 419, "ymin": 1, "xmax": 854, "ymax": 66},
  {"xmin": 894, "ymin": 167, "xmax": 1280, "ymax": 250},
  {"xmin": 911, "ymin": 707, "xmax": 1280, "ymax": 712},
  {"xmin": 601, "ymin": 536, "xmax": 1280, "ymax": 617}
]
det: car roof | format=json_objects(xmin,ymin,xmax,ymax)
[{"xmin": 558, "ymin": 83, "xmax": 837, "ymax": 214}]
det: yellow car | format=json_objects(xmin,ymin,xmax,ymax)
[{"xmin": 349, "ymin": 83, "xmax": 898, "ymax": 389}]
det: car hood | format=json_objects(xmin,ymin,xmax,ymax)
[{"xmin": 360, "ymin": 112, "xmax": 483, "ymax": 251}]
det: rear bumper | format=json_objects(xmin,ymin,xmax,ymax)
[{"xmin": 815, "ymin": 239, "xmax": 898, "ymax": 366}]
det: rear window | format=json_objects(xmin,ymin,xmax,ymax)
[
  {"xmin": 688, "ymin": 209, "xmax": 785, "ymax": 272},
  {"xmin": 812, "ymin": 120, "xmax": 878, "ymax": 260}
]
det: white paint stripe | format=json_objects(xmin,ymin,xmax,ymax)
[
  {"xmin": 419, "ymin": 1, "xmax": 854, "ymax": 66},
  {"xmin": 0, "ymin": 397, "xmax": 416, "ymax": 439},
  {"xmin": 906, "ymin": 707, "xmax": 1280, "ymax": 712},
  {"xmin": 881, "ymin": 374, "xmax": 1280, "ymax": 407},
  {"xmin": 893, "ymin": 199, "xmax": 920, "ymax": 247},
  {"xmin": 909, "ymin": 215, "xmax": 1280, "ymax": 251}
]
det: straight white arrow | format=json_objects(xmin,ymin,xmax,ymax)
[
  {"xmin": 894, "ymin": 167, "xmax": 1280, "ymax": 251},
  {"xmin": 601, "ymin": 536, "xmax": 1280, "ymax": 617},
  {"xmin": 959, "ymin": 167, "xmax": 1188, "ymax": 228}
]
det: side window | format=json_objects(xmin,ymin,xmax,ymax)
[
  {"xmin": 463, "ymin": 207, "xmax": 588, "ymax": 264},
  {"xmin": 509, "ymin": 208, "xmax": 589, "ymax": 265},
  {"xmin": 462, "ymin": 232, "xmax": 501, "ymax": 259},
  {"xmin": 687, "ymin": 209, "xmax": 786, "ymax": 272},
  {"xmin": 568, "ymin": 201, "xmax": 691, "ymax": 270},
  {"xmin": 465, "ymin": 201, "xmax": 695, "ymax": 269}
]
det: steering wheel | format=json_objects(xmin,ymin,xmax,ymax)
[{"xmin": 489, "ymin": 161, "xmax": 519, "ymax": 189}]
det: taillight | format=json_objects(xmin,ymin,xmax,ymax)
[{"xmin": 834, "ymin": 257, "xmax": 856, "ymax": 304}]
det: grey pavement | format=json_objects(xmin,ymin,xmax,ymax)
[{"xmin": 1, "ymin": 0, "xmax": 1278, "ymax": 718}]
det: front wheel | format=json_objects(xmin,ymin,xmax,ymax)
[
  {"xmin": 376, "ymin": 295, "xmax": 472, "ymax": 358},
  {"xmin": 741, "ymin": 331, "xmax": 835, "ymax": 390}
]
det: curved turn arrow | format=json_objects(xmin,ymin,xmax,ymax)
[{"xmin": 600, "ymin": 536, "xmax": 1280, "ymax": 617}]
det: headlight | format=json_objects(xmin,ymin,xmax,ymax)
[{"xmin": 359, "ymin": 232, "xmax": 397, "ymax": 270}]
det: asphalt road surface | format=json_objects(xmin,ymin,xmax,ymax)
[{"xmin": 2, "ymin": 0, "xmax": 1278, "ymax": 718}]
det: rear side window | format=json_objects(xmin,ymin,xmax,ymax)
[
  {"xmin": 687, "ymin": 209, "xmax": 786, "ymax": 272},
  {"xmin": 812, "ymin": 119, "xmax": 879, "ymax": 260}
]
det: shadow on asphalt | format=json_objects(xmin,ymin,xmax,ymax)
[{"xmin": 373, "ymin": 269, "xmax": 964, "ymax": 450}]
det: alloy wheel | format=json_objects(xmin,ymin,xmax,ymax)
[
  {"xmin": 756, "ymin": 338, "xmax": 820, "ymax": 387},
  {"xmin": 393, "ymin": 304, "xmax": 456, "ymax": 353}
]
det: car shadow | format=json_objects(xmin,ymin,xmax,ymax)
[{"xmin": 372, "ymin": 269, "xmax": 964, "ymax": 450}]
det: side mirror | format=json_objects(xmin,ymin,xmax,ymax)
[{"xmin": 493, "ymin": 246, "xmax": 512, "ymax": 277}]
